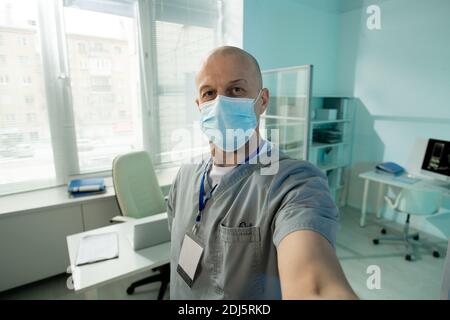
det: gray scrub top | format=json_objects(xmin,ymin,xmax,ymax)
[{"xmin": 167, "ymin": 149, "xmax": 339, "ymax": 300}]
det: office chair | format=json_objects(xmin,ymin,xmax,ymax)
[
  {"xmin": 372, "ymin": 188, "xmax": 442, "ymax": 261},
  {"xmin": 426, "ymin": 212, "xmax": 450, "ymax": 239},
  {"xmin": 112, "ymin": 151, "xmax": 170, "ymax": 300}
]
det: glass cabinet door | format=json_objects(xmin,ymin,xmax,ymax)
[{"xmin": 261, "ymin": 65, "xmax": 312, "ymax": 160}]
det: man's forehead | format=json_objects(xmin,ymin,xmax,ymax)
[
  {"xmin": 196, "ymin": 53, "xmax": 257, "ymax": 87},
  {"xmin": 197, "ymin": 72, "xmax": 252, "ymax": 88}
]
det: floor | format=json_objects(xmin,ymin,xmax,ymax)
[
  {"xmin": 336, "ymin": 207, "xmax": 447, "ymax": 299},
  {"xmin": 0, "ymin": 206, "xmax": 447, "ymax": 300}
]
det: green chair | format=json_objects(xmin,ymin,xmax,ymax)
[{"xmin": 112, "ymin": 151, "xmax": 170, "ymax": 299}]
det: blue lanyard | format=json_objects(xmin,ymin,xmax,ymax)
[{"xmin": 193, "ymin": 140, "xmax": 267, "ymax": 234}]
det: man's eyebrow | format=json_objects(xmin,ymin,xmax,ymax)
[
  {"xmin": 199, "ymin": 84, "xmax": 213, "ymax": 93},
  {"xmin": 227, "ymin": 79, "xmax": 248, "ymax": 86},
  {"xmin": 199, "ymin": 79, "xmax": 247, "ymax": 92}
]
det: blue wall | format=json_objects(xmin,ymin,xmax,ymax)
[
  {"xmin": 243, "ymin": 0, "xmax": 340, "ymax": 96},
  {"xmin": 244, "ymin": 0, "xmax": 450, "ymax": 236},
  {"xmin": 342, "ymin": 0, "xmax": 450, "ymax": 220}
]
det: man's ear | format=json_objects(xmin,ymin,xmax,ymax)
[
  {"xmin": 256, "ymin": 88, "xmax": 269, "ymax": 116},
  {"xmin": 195, "ymin": 98, "xmax": 200, "ymax": 109}
]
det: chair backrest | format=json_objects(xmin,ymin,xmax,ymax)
[
  {"xmin": 112, "ymin": 151, "xmax": 166, "ymax": 219},
  {"xmin": 395, "ymin": 188, "xmax": 442, "ymax": 216}
]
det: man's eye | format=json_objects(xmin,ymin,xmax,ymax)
[
  {"xmin": 202, "ymin": 91, "xmax": 214, "ymax": 98},
  {"xmin": 232, "ymin": 87, "xmax": 243, "ymax": 94}
]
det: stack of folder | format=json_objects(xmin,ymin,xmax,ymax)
[
  {"xmin": 68, "ymin": 178, "xmax": 106, "ymax": 198},
  {"xmin": 375, "ymin": 162, "xmax": 405, "ymax": 176}
]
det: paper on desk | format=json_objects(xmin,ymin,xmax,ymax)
[{"xmin": 76, "ymin": 232, "xmax": 119, "ymax": 266}]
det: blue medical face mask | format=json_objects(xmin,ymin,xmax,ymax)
[{"xmin": 199, "ymin": 90, "xmax": 262, "ymax": 152}]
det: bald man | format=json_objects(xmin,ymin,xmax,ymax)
[{"xmin": 167, "ymin": 46, "xmax": 357, "ymax": 300}]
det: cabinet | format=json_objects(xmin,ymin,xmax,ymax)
[
  {"xmin": 0, "ymin": 206, "xmax": 84, "ymax": 292},
  {"xmin": 260, "ymin": 65, "xmax": 312, "ymax": 160},
  {"xmin": 261, "ymin": 65, "xmax": 354, "ymax": 207},
  {"xmin": 309, "ymin": 97, "xmax": 355, "ymax": 207}
]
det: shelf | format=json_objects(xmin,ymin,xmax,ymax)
[
  {"xmin": 281, "ymin": 147, "xmax": 303, "ymax": 154},
  {"xmin": 264, "ymin": 123, "xmax": 306, "ymax": 129},
  {"xmin": 311, "ymin": 119, "xmax": 351, "ymax": 125},
  {"xmin": 262, "ymin": 115, "xmax": 307, "ymax": 121},
  {"xmin": 311, "ymin": 142, "xmax": 348, "ymax": 149},
  {"xmin": 317, "ymin": 163, "xmax": 347, "ymax": 172}
]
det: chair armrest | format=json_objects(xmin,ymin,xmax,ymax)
[
  {"xmin": 384, "ymin": 193, "xmax": 402, "ymax": 210},
  {"xmin": 110, "ymin": 216, "xmax": 135, "ymax": 223},
  {"xmin": 384, "ymin": 195, "xmax": 396, "ymax": 209}
]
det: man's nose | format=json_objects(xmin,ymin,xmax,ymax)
[{"xmin": 216, "ymin": 89, "xmax": 228, "ymax": 97}]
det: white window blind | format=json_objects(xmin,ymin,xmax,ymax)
[
  {"xmin": 0, "ymin": 0, "xmax": 242, "ymax": 195},
  {"xmin": 0, "ymin": 0, "xmax": 57, "ymax": 193},
  {"xmin": 149, "ymin": 0, "xmax": 222, "ymax": 165},
  {"xmin": 63, "ymin": 1, "xmax": 143, "ymax": 173}
]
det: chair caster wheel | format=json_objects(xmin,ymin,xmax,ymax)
[
  {"xmin": 373, "ymin": 239, "xmax": 379, "ymax": 245},
  {"xmin": 433, "ymin": 251, "xmax": 440, "ymax": 258},
  {"xmin": 127, "ymin": 287, "xmax": 135, "ymax": 295},
  {"xmin": 413, "ymin": 235, "xmax": 419, "ymax": 241},
  {"xmin": 405, "ymin": 254, "xmax": 412, "ymax": 261},
  {"xmin": 381, "ymin": 228, "xmax": 387, "ymax": 235}
]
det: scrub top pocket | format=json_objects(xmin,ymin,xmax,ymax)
[{"xmin": 214, "ymin": 224, "xmax": 263, "ymax": 299}]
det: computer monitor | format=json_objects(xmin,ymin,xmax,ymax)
[{"xmin": 421, "ymin": 138, "xmax": 450, "ymax": 183}]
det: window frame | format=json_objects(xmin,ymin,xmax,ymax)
[{"xmin": 1, "ymin": 0, "xmax": 237, "ymax": 196}]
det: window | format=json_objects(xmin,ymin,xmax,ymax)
[
  {"xmin": 119, "ymin": 110, "xmax": 127, "ymax": 119},
  {"xmin": 17, "ymin": 36, "xmax": 28, "ymax": 46},
  {"xmin": 4, "ymin": 113, "xmax": 15, "ymax": 121},
  {"xmin": 152, "ymin": 0, "xmax": 224, "ymax": 166},
  {"xmin": 19, "ymin": 56, "xmax": 29, "ymax": 65},
  {"xmin": 0, "ymin": 0, "xmax": 56, "ymax": 194},
  {"xmin": 0, "ymin": 94, "xmax": 12, "ymax": 105},
  {"xmin": 80, "ymin": 59, "xmax": 88, "ymax": 70},
  {"xmin": 0, "ymin": 74, "xmax": 9, "ymax": 84},
  {"xmin": 91, "ymin": 42, "xmax": 103, "ymax": 53},
  {"xmin": 0, "ymin": 0, "xmax": 242, "ymax": 195},
  {"xmin": 88, "ymin": 58, "xmax": 112, "ymax": 75},
  {"xmin": 26, "ymin": 113, "xmax": 37, "ymax": 122},
  {"xmin": 22, "ymin": 75, "xmax": 32, "ymax": 85},
  {"xmin": 24, "ymin": 95, "xmax": 34, "ymax": 104},
  {"xmin": 78, "ymin": 42, "xmax": 86, "ymax": 54},
  {"xmin": 64, "ymin": 3, "xmax": 142, "ymax": 173},
  {"xmin": 90, "ymin": 76, "xmax": 112, "ymax": 92}
]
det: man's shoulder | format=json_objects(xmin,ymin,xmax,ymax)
[
  {"xmin": 175, "ymin": 156, "xmax": 208, "ymax": 180},
  {"xmin": 279, "ymin": 157, "xmax": 325, "ymax": 177},
  {"xmin": 258, "ymin": 155, "xmax": 326, "ymax": 182}
]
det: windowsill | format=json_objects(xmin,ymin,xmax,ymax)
[{"xmin": 0, "ymin": 166, "xmax": 179, "ymax": 217}]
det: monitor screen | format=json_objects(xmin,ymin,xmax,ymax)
[{"xmin": 421, "ymin": 139, "xmax": 450, "ymax": 179}]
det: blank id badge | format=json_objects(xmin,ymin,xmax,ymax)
[{"xmin": 177, "ymin": 233, "xmax": 204, "ymax": 287}]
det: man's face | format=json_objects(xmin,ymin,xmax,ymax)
[{"xmin": 195, "ymin": 53, "xmax": 268, "ymax": 118}]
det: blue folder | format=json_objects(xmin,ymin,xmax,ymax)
[
  {"xmin": 375, "ymin": 162, "xmax": 405, "ymax": 176},
  {"xmin": 68, "ymin": 178, "xmax": 106, "ymax": 198}
]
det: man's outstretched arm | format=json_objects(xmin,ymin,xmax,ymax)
[{"xmin": 277, "ymin": 230, "xmax": 358, "ymax": 300}]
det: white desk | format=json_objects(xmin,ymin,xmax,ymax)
[
  {"xmin": 0, "ymin": 167, "xmax": 178, "ymax": 293},
  {"xmin": 66, "ymin": 217, "xmax": 170, "ymax": 299},
  {"xmin": 358, "ymin": 171, "xmax": 450, "ymax": 227}
]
